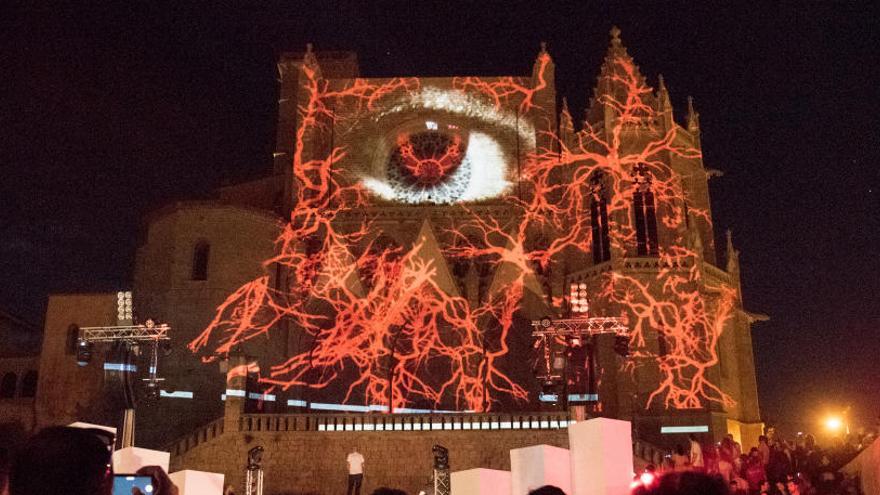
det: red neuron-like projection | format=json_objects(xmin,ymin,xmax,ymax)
[{"xmin": 191, "ymin": 34, "xmax": 737, "ymax": 413}]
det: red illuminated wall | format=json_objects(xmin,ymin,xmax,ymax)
[{"xmin": 188, "ymin": 31, "xmax": 760, "ymax": 428}]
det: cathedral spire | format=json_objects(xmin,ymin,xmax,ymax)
[
  {"xmin": 610, "ymin": 25, "xmax": 623, "ymax": 49},
  {"xmin": 599, "ymin": 26, "xmax": 648, "ymax": 83},
  {"xmin": 687, "ymin": 96, "xmax": 700, "ymax": 132},
  {"xmin": 559, "ymin": 97, "xmax": 574, "ymax": 138},
  {"xmin": 533, "ymin": 41, "xmax": 555, "ymax": 83},
  {"xmin": 725, "ymin": 229, "xmax": 740, "ymax": 274},
  {"xmin": 587, "ymin": 26, "xmax": 652, "ymax": 125},
  {"xmin": 656, "ymin": 74, "xmax": 674, "ymax": 129},
  {"xmin": 687, "ymin": 95, "xmax": 701, "ymax": 146},
  {"xmin": 657, "ymin": 75, "xmax": 670, "ymax": 106},
  {"xmin": 302, "ymin": 42, "xmax": 322, "ymax": 79}
]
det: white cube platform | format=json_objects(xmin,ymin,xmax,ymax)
[
  {"xmin": 68, "ymin": 421, "xmax": 118, "ymax": 436},
  {"xmin": 451, "ymin": 468, "xmax": 511, "ymax": 495},
  {"xmin": 568, "ymin": 418, "xmax": 633, "ymax": 495},
  {"xmin": 169, "ymin": 469, "xmax": 225, "ymax": 495},
  {"xmin": 112, "ymin": 446, "xmax": 170, "ymax": 474},
  {"xmin": 510, "ymin": 444, "xmax": 572, "ymax": 494}
]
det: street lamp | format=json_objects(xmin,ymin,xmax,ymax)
[{"xmin": 823, "ymin": 414, "xmax": 849, "ymax": 436}]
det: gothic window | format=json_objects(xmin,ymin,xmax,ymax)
[
  {"xmin": 0, "ymin": 372, "xmax": 16, "ymax": 398},
  {"xmin": 20, "ymin": 370, "xmax": 37, "ymax": 398},
  {"xmin": 589, "ymin": 173, "xmax": 611, "ymax": 264},
  {"xmin": 632, "ymin": 164, "xmax": 659, "ymax": 256},
  {"xmin": 191, "ymin": 241, "xmax": 210, "ymax": 281}
]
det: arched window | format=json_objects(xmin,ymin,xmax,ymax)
[
  {"xmin": 632, "ymin": 164, "xmax": 659, "ymax": 256},
  {"xmin": 20, "ymin": 370, "xmax": 37, "ymax": 398},
  {"xmin": 589, "ymin": 173, "xmax": 611, "ymax": 264},
  {"xmin": 0, "ymin": 372, "xmax": 17, "ymax": 398},
  {"xmin": 191, "ymin": 241, "xmax": 210, "ymax": 281}
]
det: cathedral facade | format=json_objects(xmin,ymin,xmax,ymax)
[{"xmin": 21, "ymin": 29, "xmax": 762, "ymax": 460}]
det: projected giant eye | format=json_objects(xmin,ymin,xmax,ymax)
[
  {"xmin": 363, "ymin": 126, "xmax": 509, "ymax": 204},
  {"xmin": 360, "ymin": 87, "xmax": 535, "ymax": 205},
  {"xmin": 391, "ymin": 132, "xmax": 464, "ymax": 187}
]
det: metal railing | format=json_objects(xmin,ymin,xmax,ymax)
[
  {"xmin": 169, "ymin": 411, "xmax": 669, "ymax": 464},
  {"xmin": 79, "ymin": 324, "xmax": 170, "ymax": 342},
  {"xmin": 237, "ymin": 411, "xmax": 574, "ymax": 433}
]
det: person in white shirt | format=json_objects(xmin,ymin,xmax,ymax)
[
  {"xmin": 689, "ymin": 434, "xmax": 704, "ymax": 470},
  {"xmin": 346, "ymin": 447, "xmax": 365, "ymax": 495}
]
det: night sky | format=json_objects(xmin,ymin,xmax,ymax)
[{"xmin": 3, "ymin": 2, "xmax": 878, "ymax": 434}]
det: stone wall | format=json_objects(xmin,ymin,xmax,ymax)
[
  {"xmin": 171, "ymin": 413, "xmax": 572, "ymax": 495},
  {"xmin": 0, "ymin": 356, "xmax": 40, "ymax": 433},
  {"xmin": 36, "ymin": 293, "xmax": 120, "ymax": 429},
  {"xmin": 133, "ymin": 201, "xmax": 281, "ymax": 447}
]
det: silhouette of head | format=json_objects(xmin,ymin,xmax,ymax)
[
  {"xmin": 528, "ymin": 486, "xmax": 567, "ymax": 495},
  {"xmin": 9, "ymin": 426, "xmax": 113, "ymax": 495}
]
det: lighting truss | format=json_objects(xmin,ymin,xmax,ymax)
[
  {"xmin": 78, "ymin": 323, "xmax": 170, "ymax": 343},
  {"xmin": 531, "ymin": 315, "xmax": 630, "ymax": 403},
  {"xmin": 77, "ymin": 321, "xmax": 172, "ymax": 406},
  {"xmin": 530, "ymin": 316, "xmax": 628, "ymax": 338}
]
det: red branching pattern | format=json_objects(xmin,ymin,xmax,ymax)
[
  {"xmin": 394, "ymin": 133, "xmax": 463, "ymax": 185},
  {"xmin": 190, "ymin": 44, "xmax": 737, "ymax": 412}
]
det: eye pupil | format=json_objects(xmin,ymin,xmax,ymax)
[{"xmin": 391, "ymin": 131, "xmax": 465, "ymax": 187}]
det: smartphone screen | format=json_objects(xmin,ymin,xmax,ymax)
[{"xmin": 113, "ymin": 474, "xmax": 154, "ymax": 494}]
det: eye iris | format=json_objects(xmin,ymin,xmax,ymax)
[{"xmin": 391, "ymin": 131, "xmax": 465, "ymax": 186}]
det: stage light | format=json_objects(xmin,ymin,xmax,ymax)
[
  {"xmin": 569, "ymin": 282, "xmax": 590, "ymax": 314},
  {"xmin": 76, "ymin": 339, "xmax": 93, "ymax": 366},
  {"xmin": 639, "ymin": 471, "xmax": 656, "ymax": 486},
  {"xmin": 144, "ymin": 380, "xmax": 160, "ymax": 400},
  {"xmin": 432, "ymin": 444, "xmax": 449, "ymax": 470},
  {"xmin": 824, "ymin": 416, "xmax": 843, "ymax": 432},
  {"xmin": 116, "ymin": 290, "xmax": 133, "ymax": 322}
]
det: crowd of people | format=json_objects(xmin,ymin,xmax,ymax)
[
  {"xmin": 1, "ymin": 424, "xmax": 875, "ymax": 495},
  {"xmin": 646, "ymin": 428, "xmax": 876, "ymax": 495},
  {"xmin": 0, "ymin": 426, "xmax": 179, "ymax": 495}
]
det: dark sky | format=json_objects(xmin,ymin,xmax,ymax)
[{"xmin": 3, "ymin": 2, "xmax": 878, "ymax": 434}]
